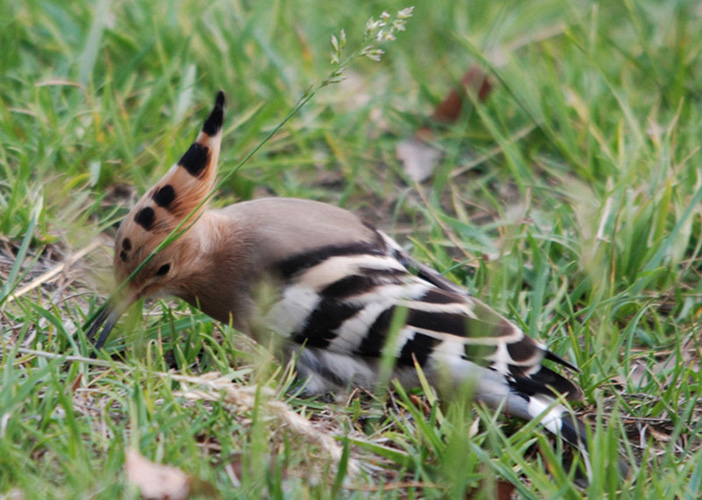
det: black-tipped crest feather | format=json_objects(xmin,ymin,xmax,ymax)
[
  {"xmin": 202, "ymin": 90, "xmax": 225, "ymax": 136},
  {"xmin": 178, "ymin": 143, "xmax": 209, "ymax": 177}
]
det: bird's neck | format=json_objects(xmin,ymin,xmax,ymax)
[{"xmin": 172, "ymin": 209, "xmax": 258, "ymax": 331}]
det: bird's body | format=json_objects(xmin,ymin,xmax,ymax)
[
  {"xmin": 199, "ymin": 198, "xmax": 582, "ymax": 411},
  {"xmin": 86, "ymin": 92, "xmax": 601, "ymax": 476}
]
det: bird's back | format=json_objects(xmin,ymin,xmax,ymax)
[
  {"xmin": 216, "ymin": 197, "xmax": 381, "ymax": 265},
  {"xmin": 219, "ymin": 198, "xmax": 583, "ymax": 413}
]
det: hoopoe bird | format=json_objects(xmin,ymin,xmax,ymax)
[{"xmin": 86, "ymin": 91, "xmax": 603, "ymax": 476}]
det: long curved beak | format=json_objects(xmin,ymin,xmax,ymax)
[{"xmin": 84, "ymin": 301, "xmax": 128, "ymax": 350}]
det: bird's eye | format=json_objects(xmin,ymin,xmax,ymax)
[{"xmin": 155, "ymin": 263, "xmax": 171, "ymax": 276}]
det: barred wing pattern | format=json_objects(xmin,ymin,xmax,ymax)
[{"xmin": 261, "ymin": 230, "xmax": 588, "ymax": 453}]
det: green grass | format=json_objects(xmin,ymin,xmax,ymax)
[{"xmin": 2, "ymin": 0, "xmax": 702, "ymax": 498}]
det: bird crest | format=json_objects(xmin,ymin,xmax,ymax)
[{"xmin": 113, "ymin": 91, "xmax": 225, "ymax": 278}]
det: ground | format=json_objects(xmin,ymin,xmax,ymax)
[{"xmin": 1, "ymin": 0, "xmax": 702, "ymax": 498}]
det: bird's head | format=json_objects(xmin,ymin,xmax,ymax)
[{"xmin": 86, "ymin": 91, "xmax": 225, "ymax": 349}]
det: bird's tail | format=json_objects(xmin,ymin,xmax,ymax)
[
  {"xmin": 469, "ymin": 366, "xmax": 631, "ymax": 481},
  {"xmin": 500, "ymin": 389, "xmax": 593, "ymax": 479}
]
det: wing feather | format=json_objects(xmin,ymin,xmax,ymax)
[{"xmin": 268, "ymin": 231, "xmax": 582, "ymax": 402}]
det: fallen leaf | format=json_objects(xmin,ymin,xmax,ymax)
[
  {"xmin": 496, "ymin": 480, "xmax": 516, "ymax": 500},
  {"xmin": 70, "ymin": 373, "xmax": 83, "ymax": 394},
  {"xmin": 611, "ymin": 335, "xmax": 700, "ymax": 390},
  {"xmin": 432, "ymin": 66, "xmax": 492, "ymax": 124},
  {"xmin": 125, "ymin": 449, "xmax": 191, "ymax": 500},
  {"xmin": 465, "ymin": 479, "xmax": 515, "ymax": 500},
  {"xmin": 396, "ymin": 137, "xmax": 443, "ymax": 182},
  {"xmin": 2, "ymin": 489, "xmax": 24, "ymax": 500}
]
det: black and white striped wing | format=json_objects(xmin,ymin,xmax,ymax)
[{"xmin": 263, "ymin": 232, "xmax": 582, "ymax": 403}]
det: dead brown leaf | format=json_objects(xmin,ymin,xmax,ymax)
[
  {"xmin": 125, "ymin": 449, "xmax": 191, "ymax": 500},
  {"xmin": 70, "ymin": 373, "xmax": 83, "ymax": 394},
  {"xmin": 496, "ymin": 480, "xmax": 517, "ymax": 500},
  {"xmin": 431, "ymin": 66, "xmax": 492, "ymax": 124},
  {"xmin": 465, "ymin": 479, "xmax": 516, "ymax": 500}
]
